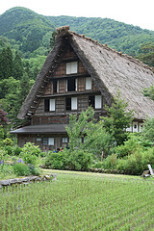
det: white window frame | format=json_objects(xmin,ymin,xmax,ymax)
[
  {"xmin": 66, "ymin": 61, "xmax": 78, "ymax": 74},
  {"xmin": 48, "ymin": 138, "xmax": 54, "ymax": 146},
  {"xmin": 86, "ymin": 77, "xmax": 92, "ymax": 90},
  {"xmin": 62, "ymin": 137, "xmax": 68, "ymax": 143},
  {"xmin": 95, "ymin": 95, "xmax": 102, "ymax": 109},
  {"xmin": 71, "ymin": 97, "xmax": 77, "ymax": 110},
  {"xmin": 49, "ymin": 99, "xmax": 56, "ymax": 111}
]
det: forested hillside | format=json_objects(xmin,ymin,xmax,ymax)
[
  {"xmin": 48, "ymin": 16, "xmax": 154, "ymax": 56},
  {"xmin": 0, "ymin": 7, "xmax": 154, "ymax": 126},
  {"xmin": 1, "ymin": 7, "xmax": 154, "ymax": 58}
]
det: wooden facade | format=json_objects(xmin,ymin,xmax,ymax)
[
  {"xmin": 11, "ymin": 26, "xmax": 154, "ymax": 150},
  {"xmin": 13, "ymin": 43, "xmax": 106, "ymax": 150}
]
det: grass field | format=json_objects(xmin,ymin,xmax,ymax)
[{"xmin": 0, "ymin": 170, "xmax": 154, "ymax": 231}]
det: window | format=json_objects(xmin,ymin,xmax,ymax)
[
  {"xmin": 89, "ymin": 96, "xmax": 95, "ymax": 108},
  {"xmin": 42, "ymin": 137, "xmax": 54, "ymax": 146},
  {"xmin": 89, "ymin": 95, "xmax": 102, "ymax": 109},
  {"xmin": 71, "ymin": 97, "xmax": 77, "ymax": 110},
  {"xmin": 48, "ymin": 138, "xmax": 54, "ymax": 146},
  {"xmin": 44, "ymin": 99, "xmax": 56, "ymax": 112},
  {"xmin": 66, "ymin": 97, "xmax": 77, "ymax": 111},
  {"xmin": 36, "ymin": 138, "xmax": 42, "ymax": 142},
  {"xmin": 66, "ymin": 61, "xmax": 78, "ymax": 74},
  {"xmin": 62, "ymin": 137, "xmax": 68, "ymax": 143},
  {"xmin": 44, "ymin": 99, "xmax": 50, "ymax": 112},
  {"xmin": 53, "ymin": 79, "xmax": 59, "ymax": 93},
  {"xmin": 67, "ymin": 78, "xmax": 76, "ymax": 91},
  {"xmin": 49, "ymin": 99, "xmax": 56, "ymax": 111},
  {"xmin": 95, "ymin": 95, "xmax": 102, "ymax": 109},
  {"xmin": 86, "ymin": 77, "xmax": 92, "ymax": 90}
]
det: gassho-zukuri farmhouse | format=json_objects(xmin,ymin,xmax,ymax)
[{"xmin": 11, "ymin": 26, "xmax": 154, "ymax": 151}]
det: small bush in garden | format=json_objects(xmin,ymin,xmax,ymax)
[
  {"xmin": 20, "ymin": 142, "xmax": 42, "ymax": 157},
  {"xmin": 102, "ymin": 154, "xmax": 118, "ymax": 170},
  {"xmin": 65, "ymin": 149, "xmax": 93, "ymax": 171},
  {"xmin": 21, "ymin": 153, "xmax": 37, "ymax": 165},
  {"xmin": 117, "ymin": 147, "xmax": 154, "ymax": 175},
  {"xmin": 20, "ymin": 142, "xmax": 42, "ymax": 165},
  {"xmin": 112, "ymin": 133, "xmax": 142, "ymax": 158},
  {"xmin": 28, "ymin": 164, "xmax": 41, "ymax": 176},
  {"xmin": 2, "ymin": 138, "xmax": 14, "ymax": 146},
  {"xmin": 13, "ymin": 146, "xmax": 22, "ymax": 156},
  {"xmin": 3, "ymin": 145, "xmax": 22, "ymax": 156},
  {"xmin": 45, "ymin": 149, "xmax": 93, "ymax": 171},
  {"xmin": 4, "ymin": 145, "xmax": 14, "ymax": 155},
  {"xmin": 45, "ymin": 152, "xmax": 66, "ymax": 169},
  {"xmin": 13, "ymin": 163, "xmax": 30, "ymax": 176}
]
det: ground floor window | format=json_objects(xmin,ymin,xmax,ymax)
[{"xmin": 42, "ymin": 137, "xmax": 54, "ymax": 146}]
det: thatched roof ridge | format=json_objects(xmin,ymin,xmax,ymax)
[{"xmin": 18, "ymin": 26, "xmax": 154, "ymax": 120}]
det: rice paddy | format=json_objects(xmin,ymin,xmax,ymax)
[{"xmin": 0, "ymin": 171, "xmax": 153, "ymax": 231}]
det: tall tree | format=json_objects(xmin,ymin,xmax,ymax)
[
  {"xmin": 0, "ymin": 47, "xmax": 13, "ymax": 79},
  {"xmin": 13, "ymin": 51, "xmax": 23, "ymax": 79},
  {"xmin": 101, "ymin": 97, "xmax": 133, "ymax": 145}
]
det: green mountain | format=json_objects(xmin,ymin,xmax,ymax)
[
  {"xmin": 0, "ymin": 7, "xmax": 154, "ymax": 58},
  {"xmin": 0, "ymin": 7, "xmax": 55, "ymax": 55},
  {"xmin": 48, "ymin": 16, "xmax": 154, "ymax": 56}
]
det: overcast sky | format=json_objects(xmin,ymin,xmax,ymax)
[{"xmin": 0, "ymin": 0, "xmax": 154, "ymax": 31}]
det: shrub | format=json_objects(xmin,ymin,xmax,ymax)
[
  {"xmin": 4, "ymin": 145, "xmax": 14, "ymax": 155},
  {"xmin": 28, "ymin": 164, "xmax": 41, "ymax": 176},
  {"xmin": 13, "ymin": 163, "xmax": 41, "ymax": 176},
  {"xmin": 20, "ymin": 142, "xmax": 42, "ymax": 165},
  {"xmin": 102, "ymin": 154, "xmax": 118, "ymax": 170},
  {"xmin": 13, "ymin": 146, "xmax": 22, "ymax": 156},
  {"xmin": 65, "ymin": 150, "xmax": 93, "ymax": 171},
  {"xmin": 45, "ymin": 152, "xmax": 66, "ymax": 169},
  {"xmin": 21, "ymin": 153, "xmax": 37, "ymax": 165},
  {"xmin": 13, "ymin": 163, "xmax": 30, "ymax": 176},
  {"xmin": 112, "ymin": 133, "xmax": 142, "ymax": 158},
  {"xmin": 2, "ymin": 138, "xmax": 14, "ymax": 146},
  {"xmin": 45, "ymin": 149, "xmax": 93, "ymax": 171},
  {"xmin": 117, "ymin": 147, "xmax": 154, "ymax": 175},
  {"xmin": 4, "ymin": 145, "xmax": 22, "ymax": 156},
  {"xmin": 20, "ymin": 142, "xmax": 42, "ymax": 157}
]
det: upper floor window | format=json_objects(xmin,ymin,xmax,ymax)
[
  {"xmin": 86, "ymin": 77, "xmax": 92, "ymax": 90},
  {"xmin": 89, "ymin": 95, "xmax": 102, "ymax": 109},
  {"xmin": 66, "ymin": 97, "xmax": 77, "ymax": 111},
  {"xmin": 44, "ymin": 98, "xmax": 56, "ymax": 112},
  {"xmin": 53, "ymin": 79, "xmax": 59, "ymax": 93},
  {"xmin": 67, "ymin": 77, "xmax": 77, "ymax": 91},
  {"xmin": 66, "ymin": 61, "xmax": 78, "ymax": 74}
]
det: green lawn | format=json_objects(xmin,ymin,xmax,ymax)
[{"xmin": 0, "ymin": 170, "xmax": 154, "ymax": 231}]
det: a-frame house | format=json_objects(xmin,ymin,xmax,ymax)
[{"xmin": 11, "ymin": 26, "xmax": 154, "ymax": 150}]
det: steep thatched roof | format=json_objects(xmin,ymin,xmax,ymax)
[{"xmin": 18, "ymin": 26, "xmax": 154, "ymax": 120}]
